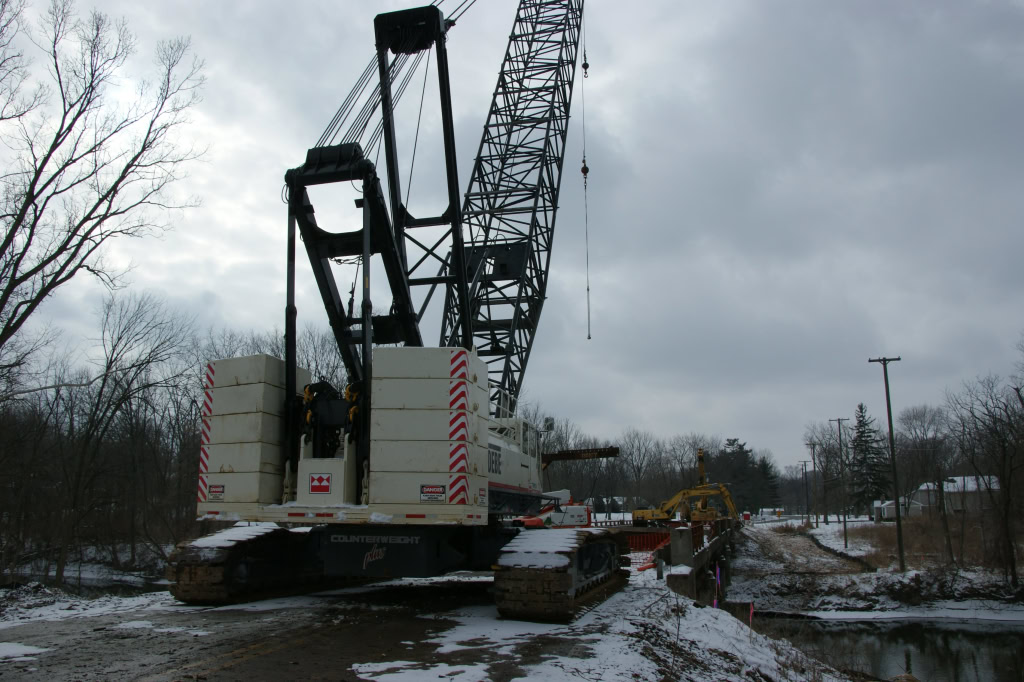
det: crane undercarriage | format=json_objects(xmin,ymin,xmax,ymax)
[{"xmin": 168, "ymin": 523, "xmax": 628, "ymax": 623}]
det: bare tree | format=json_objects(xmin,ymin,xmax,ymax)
[
  {"xmin": 946, "ymin": 375, "xmax": 1023, "ymax": 586},
  {"xmin": 617, "ymin": 427, "xmax": 661, "ymax": 509},
  {"xmin": 47, "ymin": 291, "xmax": 193, "ymax": 582},
  {"xmin": 805, "ymin": 421, "xmax": 842, "ymax": 523},
  {"xmin": 665, "ymin": 432, "xmax": 722, "ymax": 489},
  {"xmin": 0, "ymin": 0, "xmax": 204, "ymax": 395},
  {"xmin": 898, "ymin": 403, "xmax": 958, "ymax": 563},
  {"xmin": 0, "ymin": 0, "xmax": 42, "ymax": 122}
]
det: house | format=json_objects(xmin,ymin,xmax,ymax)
[
  {"xmin": 583, "ymin": 496, "xmax": 637, "ymax": 513},
  {"xmin": 879, "ymin": 496, "xmax": 924, "ymax": 521},
  {"xmin": 910, "ymin": 476, "xmax": 999, "ymax": 514}
]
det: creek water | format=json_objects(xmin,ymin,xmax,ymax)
[{"xmin": 755, "ymin": 617, "xmax": 1024, "ymax": 681}]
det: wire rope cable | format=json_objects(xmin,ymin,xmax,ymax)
[
  {"xmin": 448, "ymin": 0, "xmax": 477, "ymax": 22},
  {"xmin": 580, "ymin": 13, "xmax": 592, "ymax": 340},
  {"xmin": 405, "ymin": 49, "xmax": 432, "ymax": 207}
]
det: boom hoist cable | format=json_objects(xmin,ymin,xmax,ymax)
[{"xmin": 580, "ymin": 27, "xmax": 592, "ymax": 340}]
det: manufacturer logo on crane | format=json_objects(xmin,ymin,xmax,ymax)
[{"xmin": 310, "ymin": 474, "xmax": 331, "ymax": 494}]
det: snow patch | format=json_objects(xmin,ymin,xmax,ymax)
[
  {"xmin": 188, "ymin": 524, "xmax": 279, "ymax": 548},
  {"xmin": 354, "ymin": 661, "xmax": 489, "ymax": 680},
  {"xmin": 497, "ymin": 528, "xmax": 601, "ymax": 568},
  {"xmin": 0, "ymin": 642, "xmax": 50, "ymax": 660},
  {"xmin": 113, "ymin": 620, "xmax": 154, "ymax": 629}
]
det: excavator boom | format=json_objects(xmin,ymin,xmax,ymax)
[{"xmin": 631, "ymin": 450, "xmax": 739, "ymax": 526}]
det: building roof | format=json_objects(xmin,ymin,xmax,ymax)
[{"xmin": 916, "ymin": 476, "xmax": 999, "ymax": 493}]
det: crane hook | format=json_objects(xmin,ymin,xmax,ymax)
[
  {"xmin": 582, "ymin": 50, "xmax": 589, "ymax": 78},
  {"xmin": 581, "ymin": 157, "xmax": 589, "ymax": 188}
]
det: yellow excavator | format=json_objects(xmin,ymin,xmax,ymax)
[{"xmin": 632, "ymin": 449, "xmax": 739, "ymax": 526}]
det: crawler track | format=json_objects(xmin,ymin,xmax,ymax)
[
  {"xmin": 167, "ymin": 526, "xmax": 325, "ymax": 604},
  {"xmin": 493, "ymin": 528, "xmax": 630, "ymax": 622}
]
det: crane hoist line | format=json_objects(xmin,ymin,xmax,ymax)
[{"xmin": 167, "ymin": 1, "xmax": 629, "ymax": 622}]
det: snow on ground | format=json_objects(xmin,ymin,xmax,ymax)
[{"xmin": 1, "ymin": 568, "xmax": 851, "ymax": 681}]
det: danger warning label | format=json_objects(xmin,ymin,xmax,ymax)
[
  {"xmin": 209, "ymin": 484, "xmax": 224, "ymax": 501},
  {"xmin": 420, "ymin": 484, "xmax": 445, "ymax": 502},
  {"xmin": 310, "ymin": 474, "xmax": 331, "ymax": 494}
]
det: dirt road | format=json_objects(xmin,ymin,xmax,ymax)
[{"xmin": 737, "ymin": 526, "xmax": 866, "ymax": 575}]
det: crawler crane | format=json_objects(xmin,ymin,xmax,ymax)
[{"xmin": 167, "ymin": 1, "xmax": 628, "ymax": 621}]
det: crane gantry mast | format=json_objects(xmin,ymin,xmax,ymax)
[{"xmin": 283, "ymin": 1, "xmax": 585, "ymax": 487}]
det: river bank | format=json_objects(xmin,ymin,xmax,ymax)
[{"xmin": 729, "ymin": 522, "xmax": 1024, "ymax": 681}]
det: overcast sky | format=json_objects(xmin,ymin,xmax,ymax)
[{"xmin": 29, "ymin": 0, "xmax": 1024, "ymax": 469}]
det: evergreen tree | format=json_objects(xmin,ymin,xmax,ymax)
[
  {"xmin": 850, "ymin": 403, "xmax": 890, "ymax": 513},
  {"xmin": 755, "ymin": 453, "xmax": 782, "ymax": 511}
]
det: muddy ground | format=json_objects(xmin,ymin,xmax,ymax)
[{"xmin": 0, "ymin": 577, "xmax": 606, "ymax": 681}]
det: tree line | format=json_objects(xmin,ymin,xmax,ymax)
[
  {"xmin": 0, "ymin": 291, "xmax": 351, "ymax": 582},
  {"xmin": 532, "ymin": 416, "xmax": 783, "ymax": 518}
]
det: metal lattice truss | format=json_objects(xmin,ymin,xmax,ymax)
[{"xmin": 439, "ymin": 0, "xmax": 583, "ymax": 411}]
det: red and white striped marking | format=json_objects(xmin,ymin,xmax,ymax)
[
  {"xmin": 448, "ymin": 473, "xmax": 469, "ymax": 505},
  {"xmin": 449, "ymin": 442, "xmax": 469, "ymax": 473},
  {"xmin": 448, "ymin": 350, "xmax": 471, "ymax": 505},
  {"xmin": 449, "ymin": 379, "xmax": 468, "ymax": 411},
  {"xmin": 449, "ymin": 411, "xmax": 469, "ymax": 442},
  {"xmin": 197, "ymin": 362, "xmax": 214, "ymax": 503},
  {"xmin": 450, "ymin": 349, "xmax": 468, "ymax": 380}
]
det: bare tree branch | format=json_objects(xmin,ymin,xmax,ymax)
[{"xmin": 0, "ymin": 0, "xmax": 204, "ymax": 397}]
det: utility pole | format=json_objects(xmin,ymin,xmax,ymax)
[
  {"xmin": 799, "ymin": 460, "xmax": 811, "ymax": 525},
  {"xmin": 810, "ymin": 444, "xmax": 818, "ymax": 528},
  {"xmin": 870, "ymin": 356, "xmax": 906, "ymax": 572},
  {"xmin": 830, "ymin": 417, "xmax": 850, "ymax": 549}
]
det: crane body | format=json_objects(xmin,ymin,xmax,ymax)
[{"xmin": 168, "ymin": 1, "xmax": 629, "ymax": 621}]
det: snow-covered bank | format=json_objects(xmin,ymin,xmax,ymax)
[
  {"xmin": 0, "ymin": 582, "xmax": 179, "ymax": 631},
  {"xmin": 342, "ymin": 568, "xmax": 851, "ymax": 682},
  {"xmin": 731, "ymin": 524, "xmax": 1023, "ymax": 618}
]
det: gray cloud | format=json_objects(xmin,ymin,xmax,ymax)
[{"xmin": 23, "ymin": 0, "xmax": 1024, "ymax": 468}]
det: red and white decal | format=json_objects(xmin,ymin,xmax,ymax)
[
  {"xmin": 449, "ymin": 411, "xmax": 468, "ymax": 441},
  {"xmin": 197, "ymin": 362, "xmax": 215, "ymax": 502},
  {"xmin": 450, "ymin": 349, "xmax": 468, "ymax": 380},
  {"xmin": 310, "ymin": 473, "xmax": 331, "ymax": 494},
  {"xmin": 449, "ymin": 379, "xmax": 468, "ymax": 411},
  {"xmin": 447, "ymin": 350, "xmax": 471, "ymax": 505},
  {"xmin": 449, "ymin": 442, "xmax": 468, "ymax": 474},
  {"xmin": 448, "ymin": 473, "xmax": 469, "ymax": 505}
]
